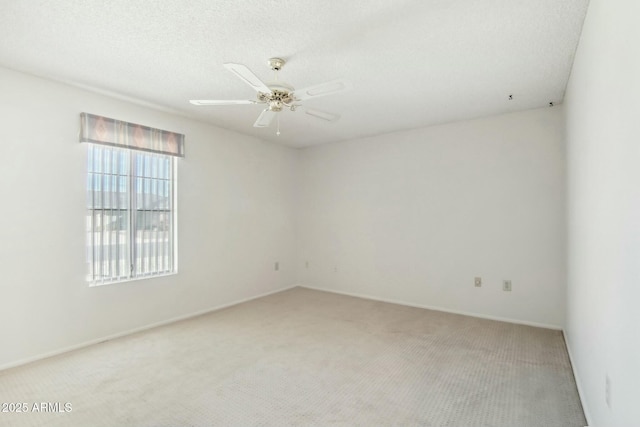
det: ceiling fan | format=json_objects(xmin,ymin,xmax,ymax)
[{"xmin": 190, "ymin": 58, "xmax": 351, "ymax": 134}]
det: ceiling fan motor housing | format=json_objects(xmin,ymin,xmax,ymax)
[{"xmin": 258, "ymin": 84, "xmax": 295, "ymax": 112}]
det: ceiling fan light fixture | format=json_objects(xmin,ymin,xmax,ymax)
[{"xmin": 269, "ymin": 100, "xmax": 284, "ymax": 112}]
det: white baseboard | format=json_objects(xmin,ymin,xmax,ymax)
[
  {"xmin": 299, "ymin": 285, "xmax": 563, "ymax": 330},
  {"xmin": 563, "ymin": 331, "xmax": 592, "ymax": 426},
  {"xmin": 0, "ymin": 284, "xmax": 298, "ymax": 372}
]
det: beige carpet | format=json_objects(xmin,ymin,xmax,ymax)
[{"xmin": 0, "ymin": 287, "xmax": 585, "ymax": 427}]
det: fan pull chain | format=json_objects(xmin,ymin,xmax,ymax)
[{"xmin": 276, "ymin": 115, "xmax": 281, "ymax": 136}]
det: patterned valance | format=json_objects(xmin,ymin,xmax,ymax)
[{"xmin": 80, "ymin": 113, "xmax": 185, "ymax": 157}]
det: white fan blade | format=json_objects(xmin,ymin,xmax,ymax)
[
  {"xmin": 253, "ymin": 109, "xmax": 277, "ymax": 127},
  {"xmin": 304, "ymin": 108, "xmax": 341, "ymax": 122},
  {"xmin": 190, "ymin": 100, "xmax": 255, "ymax": 106},
  {"xmin": 223, "ymin": 63, "xmax": 272, "ymax": 94},
  {"xmin": 294, "ymin": 79, "xmax": 352, "ymax": 100}
]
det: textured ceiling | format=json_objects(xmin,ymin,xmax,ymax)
[{"xmin": 0, "ymin": 0, "xmax": 589, "ymax": 148}]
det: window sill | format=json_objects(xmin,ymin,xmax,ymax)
[{"xmin": 88, "ymin": 271, "xmax": 177, "ymax": 287}]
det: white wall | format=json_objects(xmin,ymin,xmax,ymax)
[
  {"xmin": 0, "ymin": 67, "xmax": 298, "ymax": 369},
  {"xmin": 564, "ymin": 0, "xmax": 640, "ymax": 425},
  {"xmin": 296, "ymin": 107, "xmax": 566, "ymax": 328}
]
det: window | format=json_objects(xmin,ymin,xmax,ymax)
[
  {"xmin": 86, "ymin": 145, "xmax": 176, "ymax": 284},
  {"xmin": 80, "ymin": 112, "xmax": 184, "ymax": 286}
]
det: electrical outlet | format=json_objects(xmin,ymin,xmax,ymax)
[
  {"xmin": 275, "ymin": 262, "xmax": 279, "ymax": 271},
  {"xmin": 503, "ymin": 280, "xmax": 512, "ymax": 291},
  {"xmin": 474, "ymin": 277, "xmax": 482, "ymax": 287},
  {"xmin": 606, "ymin": 375, "xmax": 612, "ymax": 409}
]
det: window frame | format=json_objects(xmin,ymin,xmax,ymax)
[{"xmin": 86, "ymin": 144, "xmax": 178, "ymax": 286}]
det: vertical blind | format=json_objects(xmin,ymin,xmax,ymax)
[{"xmin": 81, "ymin": 113, "xmax": 183, "ymax": 285}]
